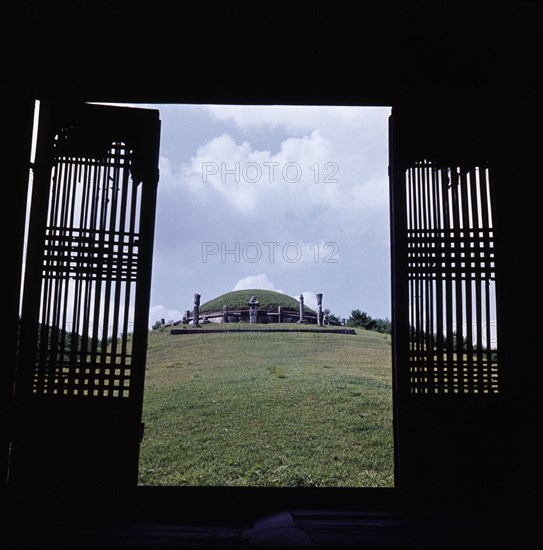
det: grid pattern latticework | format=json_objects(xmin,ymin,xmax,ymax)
[
  {"xmin": 406, "ymin": 161, "xmax": 499, "ymax": 395},
  {"xmin": 32, "ymin": 142, "xmax": 141, "ymax": 398}
]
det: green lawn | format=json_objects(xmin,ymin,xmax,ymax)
[{"xmin": 138, "ymin": 325, "xmax": 394, "ymax": 487}]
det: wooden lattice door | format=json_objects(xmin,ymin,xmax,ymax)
[
  {"xmin": 403, "ymin": 160, "xmax": 498, "ymax": 396},
  {"xmin": 389, "ymin": 107, "xmax": 507, "ymax": 492},
  {"xmin": 10, "ymin": 102, "xmax": 160, "ymax": 497}
]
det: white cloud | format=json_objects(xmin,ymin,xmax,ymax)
[
  {"xmin": 202, "ymin": 104, "xmax": 388, "ymax": 135},
  {"xmin": 157, "ymin": 155, "xmax": 177, "ymax": 191},
  {"xmin": 295, "ymin": 291, "xmax": 319, "ymax": 312},
  {"xmin": 168, "ymin": 134, "xmax": 387, "ymax": 235},
  {"xmin": 149, "ymin": 304, "xmax": 182, "ymax": 326},
  {"xmin": 148, "ymin": 104, "xmax": 392, "ymax": 320},
  {"xmin": 153, "ymin": 104, "xmax": 391, "ymax": 249}
]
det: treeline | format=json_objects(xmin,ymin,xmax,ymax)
[
  {"xmin": 31, "ymin": 322, "xmax": 129, "ymax": 358},
  {"xmin": 347, "ymin": 309, "xmax": 391, "ymax": 334},
  {"xmin": 410, "ymin": 326, "xmax": 497, "ymax": 357}
]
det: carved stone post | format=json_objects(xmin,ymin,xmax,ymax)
[
  {"xmin": 278, "ymin": 306, "xmax": 283, "ymax": 324},
  {"xmin": 298, "ymin": 294, "xmax": 305, "ymax": 323},
  {"xmin": 316, "ymin": 293, "xmax": 323, "ymax": 326},
  {"xmin": 193, "ymin": 293, "xmax": 201, "ymax": 328},
  {"xmin": 247, "ymin": 295, "xmax": 259, "ymax": 324},
  {"xmin": 223, "ymin": 305, "xmax": 228, "ymax": 323}
]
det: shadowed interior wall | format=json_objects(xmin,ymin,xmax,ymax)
[{"xmin": 0, "ymin": 0, "xmax": 540, "ymax": 514}]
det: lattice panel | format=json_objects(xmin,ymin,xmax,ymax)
[
  {"xmin": 32, "ymin": 142, "xmax": 141, "ymax": 398},
  {"xmin": 406, "ymin": 161, "xmax": 499, "ymax": 395}
]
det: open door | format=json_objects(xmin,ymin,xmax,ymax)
[
  {"xmin": 389, "ymin": 106, "xmax": 509, "ymax": 495},
  {"xmin": 9, "ymin": 102, "xmax": 160, "ymax": 500}
]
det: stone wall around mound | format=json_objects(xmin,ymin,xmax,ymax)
[{"xmin": 197, "ymin": 310, "xmax": 319, "ymax": 325}]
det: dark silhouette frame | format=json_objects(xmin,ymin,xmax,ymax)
[{"xmin": 1, "ymin": 1, "xmax": 540, "ymax": 546}]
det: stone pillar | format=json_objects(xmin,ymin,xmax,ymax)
[
  {"xmin": 278, "ymin": 306, "xmax": 283, "ymax": 324},
  {"xmin": 193, "ymin": 293, "xmax": 201, "ymax": 327},
  {"xmin": 298, "ymin": 294, "xmax": 305, "ymax": 323},
  {"xmin": 223, "ymin": 305, "xmax": 228, "ymax": 323},
  {"xmin": 247, "ymin": 295, "xmax": 259, "ymax": 324},
  {"xmin": 316, "ymin": 293, "xmax": 323, "ymax": 326}
]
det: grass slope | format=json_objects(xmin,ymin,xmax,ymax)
[
  {"xmin": 199, "ymin": 289, "xmax": 316, "ymax": 313},
  {"xmin": 139, "ymin": 327, "xmax": 394, "ymax": 487}
]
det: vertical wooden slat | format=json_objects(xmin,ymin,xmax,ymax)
[
  {"xmin": 85, "ymin": 160, "xmax": 101, "ymax": 381},
  {"xmin": 482, "ymin": 167, "xmax": 495, "ymax": 393},
  {"xmin": 433, "ymin": 166, "xmax": 445, "ymax": 393},
  {"xmin": 441, "ymin": 168, "xmax": 454, "ymax": 391},
  {"xmin": 70, "ymin": 158, "xmax": 89, "ymax": 375},
  {"xmin": 414, "ymin": 164, "xmax": 424, "ymax": 391},
  {"xmin": 108, "ymin": 147, "xmax": 121, "ymax": 390},
  {"xmin": 405, "ymin": 168, "xmax": 416, "ymax": 390},
  {"xmin": 389, "ymin": 110, "xmax": 410, "ymax": 486},
  {"xmin": 90, "ymin": 160, "xmax": 105, "ymax": 383},
  {"xmin": 130, "ymin": 112, "xmax": 161, "ymax": 482},
  {"xmin": 449, "ymin": 168, "xmax": 463, "ymax": 391},
  {"xmin": 112, "ymin": 147, "xmax": 131, "ymax": 396},
  {"xmin": 59, "ymin": 159, "xmax": 76, "ymax": 395},
  {"xmin": 120, "ymin": 165, "xmax": 135, "ymax": 367},
  {"xmin": 99, "ymin": 154, "xmax": 113, "ymax": 393},
  {"xmin": 426, "ymin": 164, "xmax": 435, "ymax": 371},
  {"xmin": 485, "ymin": 166, "xmax": 499, "ymax": 394},
  {"xmin": 460, "ymin": 168, "xmax": 474, "ymax": 393},
  {"xmin": 78, "ymin": 158, "xmax": 91, "ymax": 365},
  {"xmin": 38, "ymin": 159, "xmax": 63, "ymax": 392},
  {"xmin": 422, "ymin": 162, "xmax": 432, "ymax": 384},
  {"xmin": 122, "ymin": 176, "xmax": 141, "ymax": 395},
  {"xmin": 473, "ymin": 168, "xmax": 484, "ymax": 390},
  {"xmin": 417, "ymin": 163, "xmax": 426, "ymax": 390},
  {"xmin": 78, "ymin": 158, "xmax": 94, "ymax": 395},
  {"xmin": 50, "ymin": 158, "xmax": 70, "ymax": 392}
]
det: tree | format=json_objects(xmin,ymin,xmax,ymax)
[
  {"xmin": 372, "ymin": 317, "xmax": 391, "ymax": 334},
  {"xmin": 348, "ymin": 309, "xmax": 373, "ymax": 329},
  {"xmin": 348, "ymin": 309, "xmax": 391, "ymax": 334},
  {"xmin": 323, "ymin": 308, "xmax": 341, "ymax": 325}
]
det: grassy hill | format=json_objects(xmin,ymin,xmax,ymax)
[
  {"xmin": 199, "ymin": 289, "xmax": 316, "ymax": 313},
  {"xmin": 139, "ymin": 326, "xmax": 394, "ymax": 487}
]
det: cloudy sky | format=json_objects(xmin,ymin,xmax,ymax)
[{"xmin": 144, "ymin": 104, "xmax": 392, "ymax": 327}]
